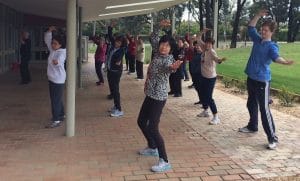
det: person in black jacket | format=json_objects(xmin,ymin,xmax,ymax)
[
  {"xmin": 106, "ymin": 23, "xmax": 126, "ymax": 117},
  {"xmin": 20, "ymin": 31, "xmax": 31, "ymax": 84}
]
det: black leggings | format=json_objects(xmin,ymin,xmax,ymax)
[{"xmin": 137, "ymin": 96, "xmax": 168, "ymax": 162}]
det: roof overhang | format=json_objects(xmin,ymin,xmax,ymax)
[{"xmin": 0, "ymin": 0, "xmax": 187, "ymax": 22}]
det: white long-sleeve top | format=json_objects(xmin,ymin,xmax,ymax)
[{"xmin": 44, "ymin": 31, "xmax": 66, "ymax": 84}]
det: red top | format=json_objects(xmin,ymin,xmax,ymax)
[
  {"xmin": 185, "ymin": 47, "xmax": 194, "ymax": 61},
  {"xmin": 95, "ymin": 41, "xmax": 107, "ymax": 62},
  {"xmin": 128, "ymin": 40, "xmax": 137, "ymax": 56}
]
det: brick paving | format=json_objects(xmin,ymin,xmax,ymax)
[{"xmin": 0, "ymin": 58, "xmax": 299, "ymax": 181}]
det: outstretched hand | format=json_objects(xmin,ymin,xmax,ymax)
[
  {"xmin": 170, "ymin": 60, "xmax": 183, "ymax": 70},
  {"xmin": 284, "ymin": 59, "xmax": 294, "ymax": 65}
]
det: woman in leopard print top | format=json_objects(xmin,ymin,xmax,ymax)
[{"xmin": 137, "ymin": 35, "xmax": 182, "ymax": 172}]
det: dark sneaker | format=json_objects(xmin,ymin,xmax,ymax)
[
  {"xmin": 45, "ymin": 121, "xmax": 62, "ymax": 128},
  {"xmin": 168, "ymin": 91, "xmax": 174, "ymax": 95},
  {"xmin": 194, "ymin": 101, "xmax": 201, "ymax": 105},
  {"xmin": 173, "ymin": 94, "xmax": 182, "ymax": 97},
  {"xmin": 238, "ymin": 126, "xmax": 257, "ymax": 133}
]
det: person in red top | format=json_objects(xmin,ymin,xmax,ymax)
[
  {"xmin": 93, "ymin": 36, "xmax": 107, "ymax": 85},
  {"xmin": 128, "ymin": 36, "xmax": 137, "ymax": 74}
]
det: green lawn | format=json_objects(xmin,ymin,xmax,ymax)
[{"xmin": 216, "ymin": 43, "xmax": 300, "ymax": 94}]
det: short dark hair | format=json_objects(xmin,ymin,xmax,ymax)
[
  {"xmin": 52, "ymin": 34, "xmax": 66, "ymax": 48},
  {"xmin": 115, "ymin": 35, "xmax": 126, "ymax": 47},
  {"xmin": 159, "ymin": 35, "xmax": 176, "ymax": 54},
  {"xmin": 204, "ymin": 37, "xmax": 215, "ymax": 45},
  {"xmin": 262, "ymin": 20, "xmax": 277, "ymax": 32},
  {"xmin": 193, "ymin": 41, "xmax": 198, "ymax": 46}
]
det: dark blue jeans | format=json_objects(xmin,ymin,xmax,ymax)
[
  {"xmin": 246, "ymin": 77, "xmax": 277, "ymax": 143},
  {"xmin": 49, "ymin": 81, "xmax": 65, "ymax": 121},
  {"xmin": 200, "ymin": 77, "xmax": 217, "ymax": 114}
]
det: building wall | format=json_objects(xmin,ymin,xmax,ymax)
[
  {"xmin": 0, "ymin": 2, "xmax": 66, "ymax": 74},
  {"xmin": 0, "ymin": 2, "xmax": 23, "ymax": 74}
]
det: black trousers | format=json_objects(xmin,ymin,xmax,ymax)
[
  {"xmin": 136, "ymin": 60, "xmax": 144, "ymax": 79},
  {"xmin": 192, "ymin": 73, "xmax": 202, "ymax": 102},
  {"xmin": 125, "ymin": 53, "xmax": 129, "ymax": 70},
  {"xmin": 200, "ymin": 77, "xmax": 217, "ymax": 114},
  {"xmin": 95, "ymin": 61, "xmax": 104, "ymax": 83},
  {"xmin": 128, "ymin": 54, "xmax": 136, "ymax": 73},
  {"xmin": 137, "ymin": 96, "xmax": 168, "ymax": 162},
  {"xmin": 20, "ymin": 58, "xmax": 31, "ymax": 83},
  {"xmin": 107, "ymin": 70, "xmax": 113, "ymax": 96},
  {"xmin": 246, "ymin": 77, "xmax": 277, "ymax": 143},
  {"xmin": 49, "ymin": 81, "xmax": 65, "ymax": 121},
  {"xmin": 109, "ymin": 71, "xmax": 122, "ymax": 111},
  {"xmin": 173, "ymin": 70, "xmax": 182, "ymax": 95}
]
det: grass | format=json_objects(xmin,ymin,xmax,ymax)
[{"xmin": 216, "ymin": 43, "xmax": 300, "ymax": 94}]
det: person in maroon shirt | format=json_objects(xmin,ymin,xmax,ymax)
[
  {"xmin": 93, "ymin": 36, "xmax": 107, "ymax": 85},
  {"xmin": 128, "ymin": 36, "xmax": 137, "ymax": 74}
]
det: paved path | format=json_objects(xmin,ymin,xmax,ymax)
[{"xmin": 0, "ymin": 59, "xmax": 299, "ymax": 181}]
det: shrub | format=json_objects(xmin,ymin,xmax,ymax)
[
  {"xmin": 277, "ymin": 86, "xmax": 295, "ymax": 107},
  {"xmin": 221, "ymin": 77, "xmax": 234, "ymax": 88},
  {"xmin": 234, "ymin": 80, "xmax": 247, "ymax": 94}
]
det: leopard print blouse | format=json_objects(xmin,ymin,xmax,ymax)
[{"xmin": 144, "ymin": 54, "xmax": 175, "ymax": 101}]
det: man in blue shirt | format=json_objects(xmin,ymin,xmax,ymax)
[{"xmin": 238, "ymin": 10, "xmax": 294, "ymax": 150}]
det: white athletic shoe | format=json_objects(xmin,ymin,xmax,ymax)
[
  {"xmin": 209, "ymin": 116, "xmax": 220, "ymax": 125},
  {"xmin": 151, "ymin": 158, "xmax": 172, "ymax": 172},
  {"xmin": 267, "ymin": 142, "xmax": 277, "ymax": 150},
  {"xmin": 110, "ymin": 110, "xmax": 124, "ymax": 117}
]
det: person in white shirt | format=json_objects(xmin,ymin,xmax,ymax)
[{"xmin": 44, "ymin": 26, "xmax": 66, "ymax": 128}]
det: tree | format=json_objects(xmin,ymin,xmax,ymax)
[
  {"xmin": 287, "ymin": 0, "xmax": 300, "ymax": 42},
  {"xmin": 230, "ymin": 0, "xmax": 247, "ymax": 48}
]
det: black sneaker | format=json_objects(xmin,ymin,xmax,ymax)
[
  {"xmin": 45, "ymin": 121, "xmax": 62, "ymax": 128},
  {"xmin": 173, "ymin": 94, "xmax": 182, "ymax": 97},
  {"xmin": 168, "ymin": 92, "xmax": 174, "ymax": 95},
  {"xmin": 194, "ymin": 101, "xmax": 201, "ymax": 105}
]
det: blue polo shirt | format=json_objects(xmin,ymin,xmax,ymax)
[{"xmin": 245, "ymin": 26, "xmax": 279, "ymax": 82}]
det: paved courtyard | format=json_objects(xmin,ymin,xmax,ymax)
[{"xmin": 0, "ymin": 58, "xmax": 299, "ymax": 181}]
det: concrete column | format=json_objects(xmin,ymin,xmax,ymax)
[
  {"xmin": 66, "ymin": 0, "xmax": 77, "ymax": 137},
  {"xmin": 150, "ymin": 13, "xmax": 154, "ymax": 32},
  {"xmin": 77, "ymin": 6, "xmax": 83, "ymax": 88},
  {"xmin": 93, "ymin": 21, "xmax": 96, "ymax": 36},
  {"xmin": 213, "ymin": 0, "xmax": 218, "ymax": 49},
  {"xmin": 172, "ymin": 8, "xmax": 176, "ymax": 35}
]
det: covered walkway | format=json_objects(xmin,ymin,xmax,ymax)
[{"xmin": 0, "ymin": 57, "xmax": 299, "ymax": 180}]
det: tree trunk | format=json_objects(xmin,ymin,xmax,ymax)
[
  {"xmin": 287, "ymin": 0, "xmax": 295, "ymax": 42},
  {"xmin": 205, "ymin": 0, "xmax": 213, "ymax": 28},
  {"xmin": 198, "ymin": 0, "xmax": 204, "ymax": 30},
  {"xmin": 230, "ymin": 0, "xmax": 246, "ymax": 48}
]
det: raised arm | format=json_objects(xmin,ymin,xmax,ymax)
[{"xmin": 249, "ymin": 9, "xmax": 268, "ymax": 27}]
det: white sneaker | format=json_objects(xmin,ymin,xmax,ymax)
[
  {"xmin": 110, "ymin": 110, "xmax": 124, "ymax": 117},
  {"xmin": 151, "ymin": 158, "xmax": 172, "ymax": 172},
  {"xmin": 267, "ymin": 142, "xmax": 277, "ymax": 150},
  {"xmin": 209, "ymin": 116, "xmax": 220, "ymax": 125},
  {"xmin": 139, "ymin": 147, "xmax": 159, "ymax": 156},
  {"xmin": 197, "ymin": 110, "xmax": 210, "ymax": 117}
]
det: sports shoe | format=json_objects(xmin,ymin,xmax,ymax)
[
  {"xmin": 238, "ymin": 126, "xmax": 257, "ymax": 133},
  {"xmin": 139, "ymin": 147, "xmax": 159, "ymax": 156},
  {"xmin": 151, "ymin": 158, "xmax": 172, "ymax": 172},
  {"xmin": 110, "ymin": 109, "xmax": 124, "ymax": 117},
  {"xmin": 267, "ymin": 142, "xmax": 277, "ymax": 150},
  {"xmin": 197, "ymin": 110, "xmax": 209, "ymax": 117},
  {"xmin": 209, "ymin": 116, "xmax": 220, "ymax": 125},
  {"xmin": 108, "ymin": 106, "xmax": 117, "ymax": 113},
  {"xmin": 45, "ymin": 121, "xmax": 61, "ymax": 128}
]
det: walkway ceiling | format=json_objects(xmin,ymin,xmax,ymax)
[{"xmin": 0, "ymin": 0, "xmax": 187, "ymax": 22}]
